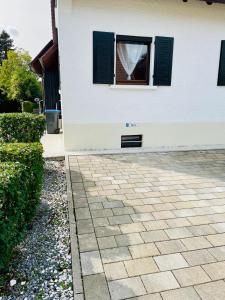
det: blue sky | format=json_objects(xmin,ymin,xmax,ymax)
[{"xmin": 0, "ymin": 0, "xmax": 52, "ymax": 58}]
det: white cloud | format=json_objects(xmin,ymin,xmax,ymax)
[{"xmin": 8, "ymin": 27, "xmax": 19, "ymax": 38}]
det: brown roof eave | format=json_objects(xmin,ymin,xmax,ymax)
[{"xmin": 31, "ymin": 40, "xmax": 54, "ymax": 76}]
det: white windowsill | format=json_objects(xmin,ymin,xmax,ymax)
[{"xmin": 110, "ymin": 85, "xmax": 157, "ymax": 90}]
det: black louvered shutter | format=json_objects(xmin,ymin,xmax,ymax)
[
  {"xmin": 218, "ymin": 41, "xmax": 225, "ymax": 86},
  {"xmin": 153, "ymin": 37, "xmax": 174, "ymax": 86},
  {"xmin": 93, "ymin": 31, "xmax": 115, "ymax": 84}
]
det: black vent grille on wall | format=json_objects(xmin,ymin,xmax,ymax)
[{"xmin": 121, "ymin": 135, "xmax": 143, "ymax": 148}]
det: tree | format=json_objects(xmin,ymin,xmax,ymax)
[
  {"xmin": 0, "ymin": 30, "xmax": 14, "ymax": 64},
  {"xmin": 0, "ymin": 50, "xmax": 42, "ymax": 102}
]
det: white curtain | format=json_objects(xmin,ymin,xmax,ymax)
[{"xmin": 117, "ymin": 43, "xmax": 147, "ymax": 80}]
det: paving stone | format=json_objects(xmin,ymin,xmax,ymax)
[
  {"xmin": 195, "ymin": 280, "xmax": 225, "ymax": 300},
  {"xmin": 152, "ymin": 211, "xmax": 175, "ymax": 220},
  {"xmin": 80, "ymin": 251, "xmax": 103, "ymax": 276},
  {"xmin": 103, "ymin": 201, "xmax": 124, "ymax": 208},
  {"xmin": 104, "ymin": 262, "xmax": 128, "ymax": 281},
  {"xmin": 166, "ymin": 218, "xmax": 191, "ymax": 228},
  {"xmin": 188, "ymin": 225, "xmax": 216, "ymax": 236},
  {"xmin": 131, "ymin": 213, "xmax": 154, "ymax": 222},
  {"xmin": 77, "ymin": 219, "xmax": 94, "ymax": 234},
  {"xmin": 153, "ymin": 203, "xmax": 175, "ymax": 211},
  {"xmin": 113, "ymin": 207, "xmax": 135, "ymax": 215},
  {"xmin": 92, "ymin": 217, "xmax": 109, "ymax": 227},
  {"xmin": 143, "ymin": 198, "xmax": 162, "ymax": 205},
  {"xmin": 209, "ymin": 213, "xmax": 225, "ymax": 223},
  {"xmin": 109, "ymin": 215, "xmax": 133, "ymax": 225},
  {"xmin": 97, "ymin": 236, "xmax": 117, "ymax": 249},
  {"xmin": 179, "ymin": 195, "xmax": 198, "ymax": 201},
  {"xmin": 141, "ymin": 230, "xmax": 168, "ymax": 243},
  {"xmin": 181, "ymin": 236, "xmax": 212, "ymax": 250},
  {"xmin": 202, "ymin": 261, "xmax": 225, "ymax": 280},
  {"xmin": 76, "ymin": 208, "xmax": 91, "ymax": 220},
  {"xmin": 74, "ymin": 197, "xmax": 88, "ymax": 208},
  {"xmin": 101, "ymin": 247, "xmax": 132, "ymax": 263},
  {"xmin": 110, "ymin": 194, "xmax": 126, "ymax": 201},
  {"xmin": 95, "ymin": 225, "xmax": 121, "ymax": 237},
  {"xmin": 165, "ymin": 227, "xmax": 193, "ymax": 239},
  {"xmin": 88, "ymin": 196, "xmax": 107, "ymax": 203},
  {"xmin": 154, "ymin": 253, "xmax": 188, "ymax": 271},
  {"xmin": 91, "ymin": 208, "xmax": 113, "ymax": 218},
  {"xmin": 173, "ymin": 266, "xmax": 211, "ymax": 287},
  {"xmin": 173, "ymin": 201, "xmax": 195, "ymax": 209},
  {"xmin": 161, "ymin": 286, "xmax": 201, "ymax": 300},
  {"xmin": 124, "ymin": 199, "xmax": 145, "ymax": 206},
  {"xmin": 120, "ymin": 222, "xmax": 145, "ymax": 234},
  {"xmin": 134, "ymin": 205, "xmax": 155, "ymax": 213},
  {"xmin": 129, "ymin": 243, "xmax": 159, "ymax": 259},
  {"xmin": 124, "ymin": 257, "xmax": 159, "ymax": 276},
  {"xmin": 143, "ymin": 220, "xmax": 168, "ymax": 231},
  {"xmin": 182, "ymin": 249, "xmax": 216, "ymax": 266},
  {"xmin": 188, "ymin": 216, "xmax": 211, "ymax": 225},
  {"xmin": 108, "ymin": 277, "xmax": 146, "ymax": 300},
  {"xmin": 116, "ymin": 233, "xmax": 144, "ymax": 247},
  {"xmin": 78, "ymin": 233, "xmax": 98, "ymax": 252},
  {"xmin": 207, "ymin": 233, "xmax": 225, "ymax": 246},
  {"xmin": 156, "ymin": 240, "xmax": 186, "ymax": 254},
  {"xmin": 89, "ymin": 202, "xmax": 103, "ymax": 210},
  {"xmin": 141, "ymin": 271, "xmax": 179, "ymax": 293},
  {"xmin": 160, "ymin": 196, "xmax": 180, "ymax": 203},
  {"xmin": 83, "ymin": 274, "xmax": 110, "ymax": 300},
  {"xmin": 211, "ymin": 222, "xmax": 225, "ymax": 233},
  {"xmin": 208, "ymin": 245, "xmax": 225, "ymax": 261}
]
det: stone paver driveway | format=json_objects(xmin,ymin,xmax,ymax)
[{"xmin": 68, "ymin": 150, "xmax": 225, "ymax": 300}]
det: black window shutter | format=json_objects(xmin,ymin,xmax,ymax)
[
  {"xmin": 153, "ymin": 36, "xmax": 174, "ymax": 86},
  {"xmin": 93, "ymin": 31, "xmax": 115, "ymax": 84},
  {"xmin": 218, "ymin": 41, "xmax": 225, "ymax": 86}
]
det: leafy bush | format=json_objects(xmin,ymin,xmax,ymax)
[
  {"xmin": 0, "ymin": 143, "xmax": 44, "ymax": 221},
  {"xmin": 0, "ymin": 162, "xmax": 30, "ymax": 270},
  {"xmin": 0, "ymin": 112, "xmax": 45, "ymax": 143},
  {"xmin": 22, "ymin": 101, "xmax": 34, "ymax": 113}
]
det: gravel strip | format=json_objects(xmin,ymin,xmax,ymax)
[{"xmin": 0, "ymin": 160, "xmax": 73, "ymax": 300}]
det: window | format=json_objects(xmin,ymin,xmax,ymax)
[
  {"xmin": 116, "ymin": 36, "xmax": 151, "ymax": 85},
  {"xmin": 93, "ymin": 31, "xmax": 174, "ymax": 87}
]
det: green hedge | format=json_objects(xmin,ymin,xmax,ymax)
[
  {"xmin": 0, "ymin": 162, "xmax": 30, "ymax": 270},
  {"xmin": 0, "ymin": 113, "xmax": 45, "ymax": 143},
  {"xmin": 0, "ymin": 143, "xmax": 44, "ymax": 221},
  {"xmin": 22, "ymin": 101, "xmax": 34, "ymax": 113}
]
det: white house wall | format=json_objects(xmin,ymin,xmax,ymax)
[{"xmin": 57, "ymin": 0, "xmax": 225, "ymax": 151}]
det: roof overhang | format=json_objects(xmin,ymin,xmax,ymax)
[{"xmin": 31, "ymin": 40, "xmax": 58, "ymax": 76}]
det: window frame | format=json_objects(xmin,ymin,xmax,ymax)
[{"xmin": 115, "ymin": 35, "xmax": 152, "ymax": 86}]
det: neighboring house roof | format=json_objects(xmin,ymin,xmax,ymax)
[
  {"xmin": 31, "ymin": 40, "xmax": 58, "ymax": 76},
  {"xmin": 31, "ymin": 0, "xmax": 58, "ymax": 76}
]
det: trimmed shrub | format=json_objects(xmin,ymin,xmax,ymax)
[
  {"xmin": 0, "ymin": 113, "xmax": 45, "ymax": 143},
  {"xmin": 0, "ymin": 143, "xmax": 44, "ymax": 221},
  {"xmin": 0, "ymin": 162, "xmax": 30, "ymax": 270},
  {"xmin": 22, "ymin": 101, "xmax": 34, "ymax": 113}
]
